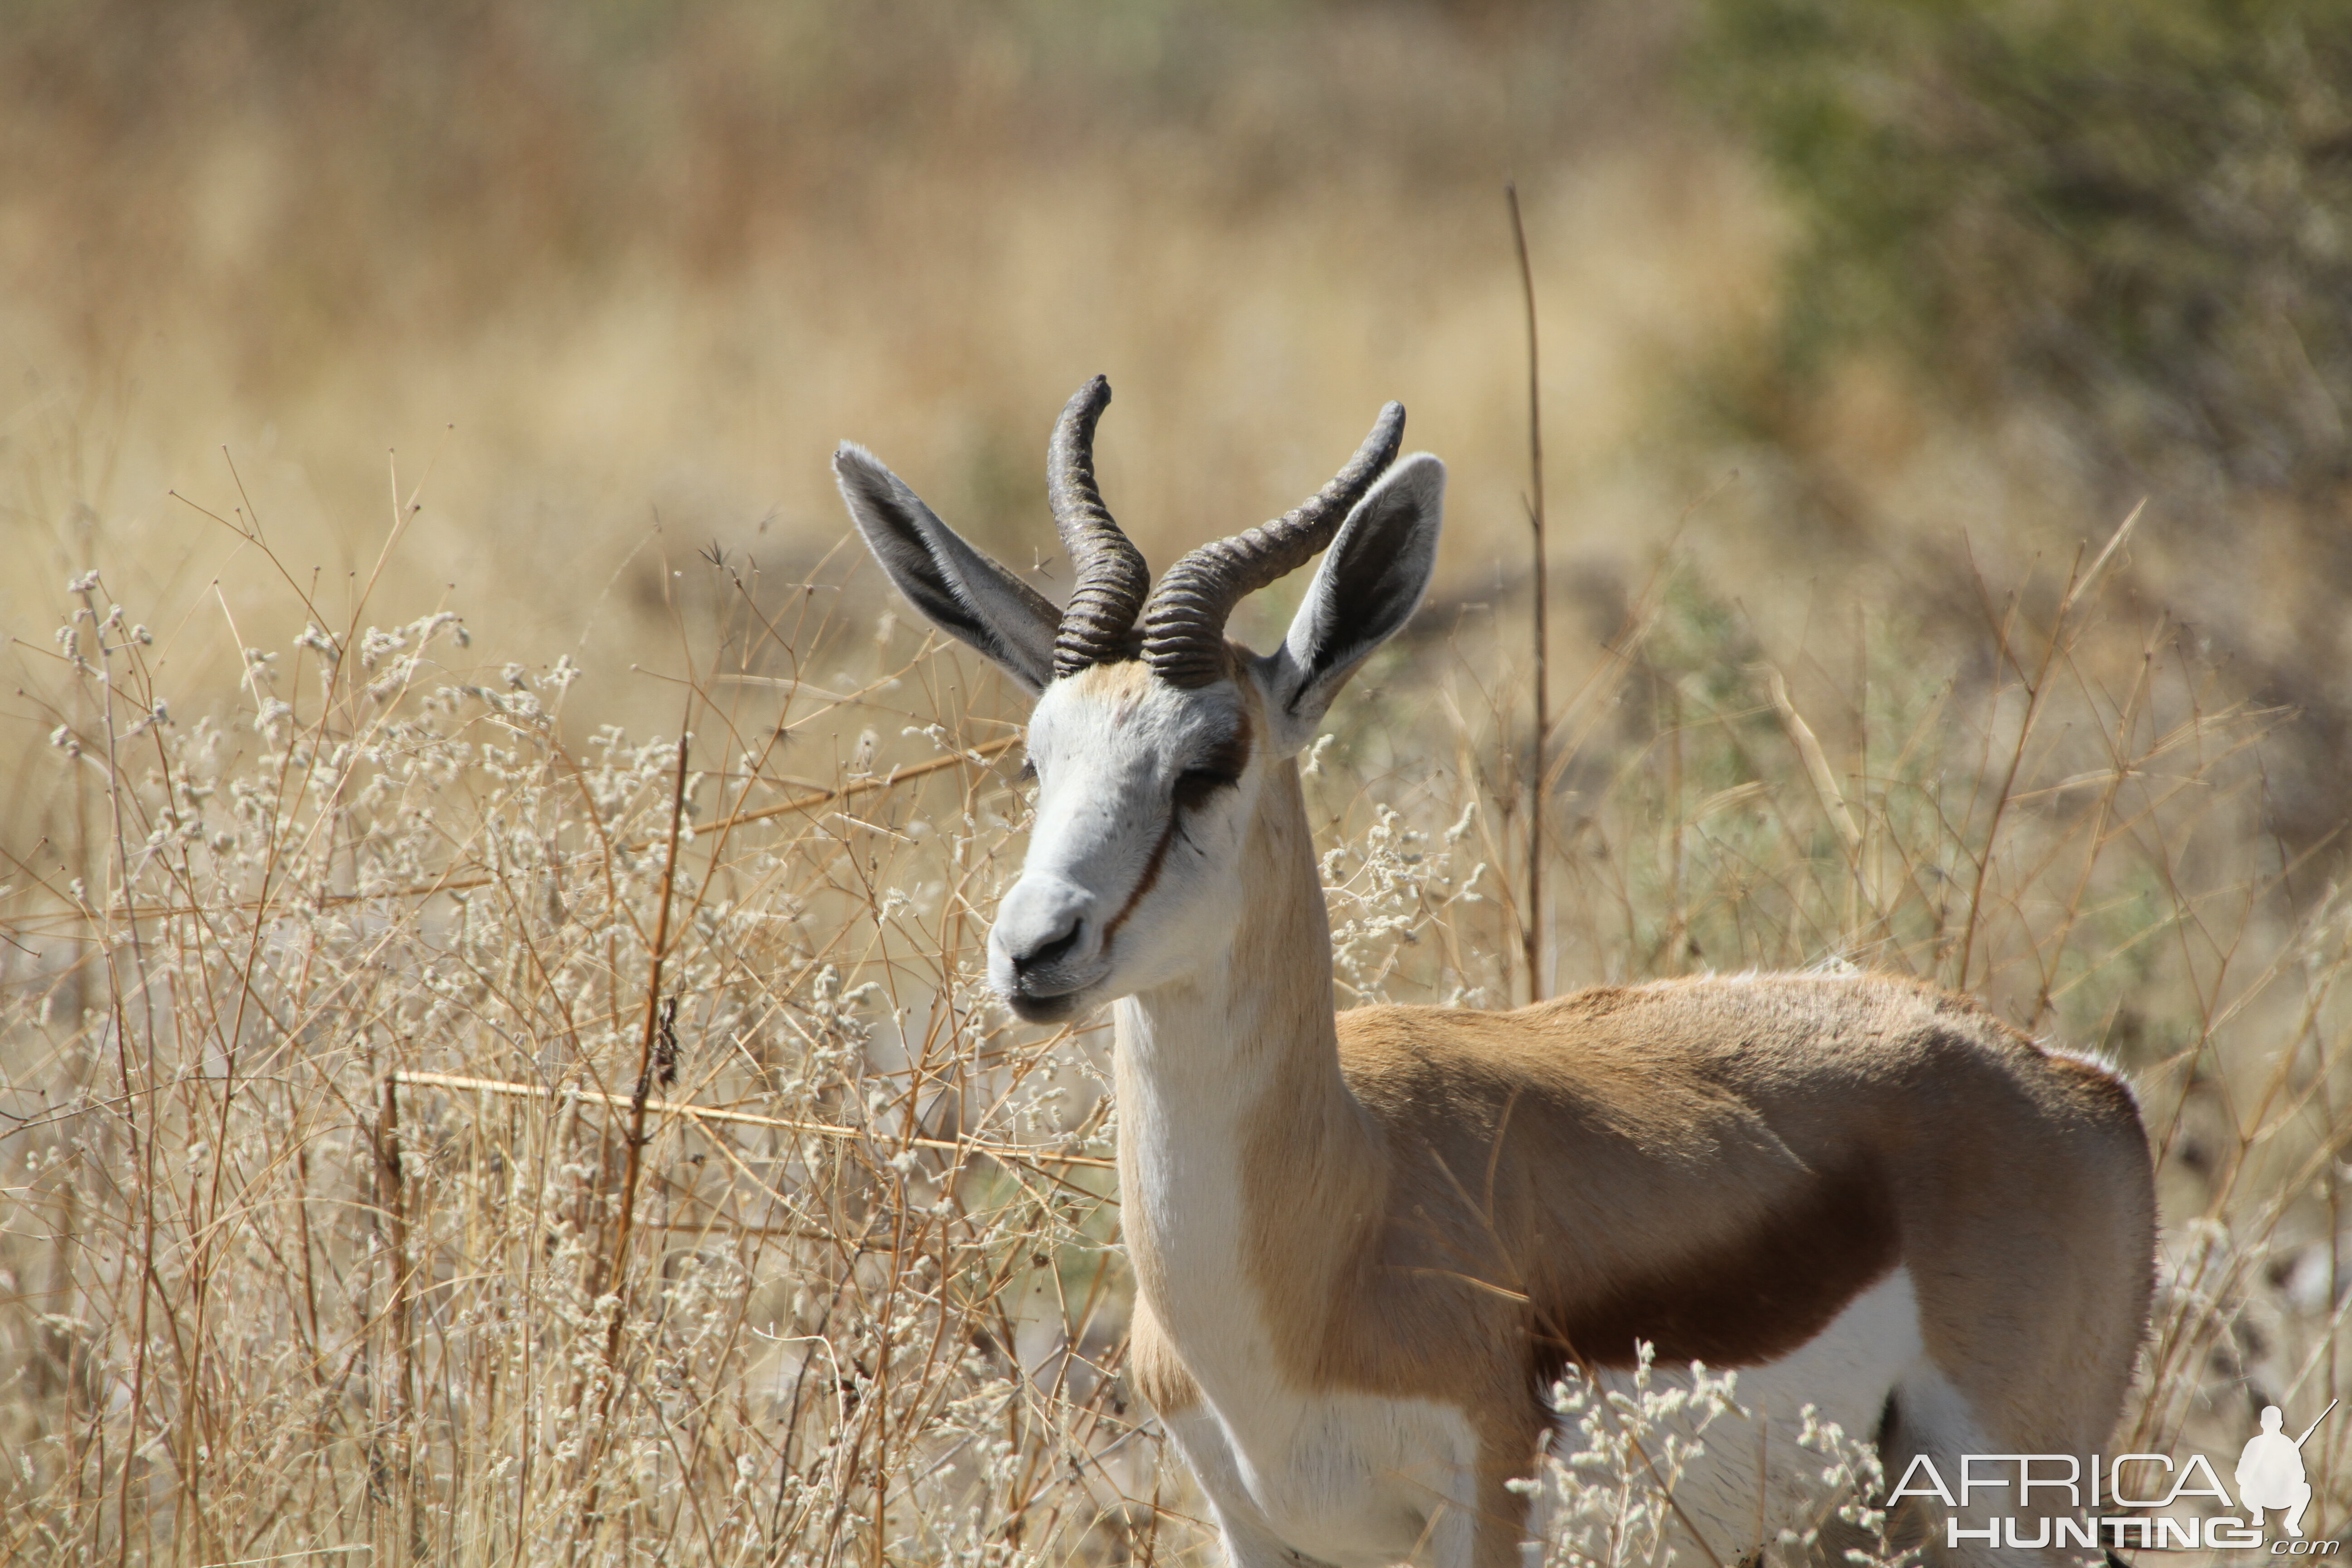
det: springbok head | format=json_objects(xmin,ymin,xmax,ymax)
[{"xmin": 835, "ymin": 377, "xmax": 1445, "ymax": 1022}]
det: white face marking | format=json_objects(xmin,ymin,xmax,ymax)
[{"xmin": 988, "ymin": 664, "xmax": 1266, "ymax": 1021}]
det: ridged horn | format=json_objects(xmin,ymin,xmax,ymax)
[
  {"xmin": 1048, "ymin": 375, "xmax": 1150, "ymax": 677},
  {"xmin": 1139, "ymin": 402, "xmax": 1405, "ymax": 687}
]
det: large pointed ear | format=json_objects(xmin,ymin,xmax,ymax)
[
  {"xmin": 834, "ymin": 443, "xmax": 1060, "ymax": 694},
  {"xmin": 1260, "ymin": 454, "xmax": 1444, "ymax": 755}
]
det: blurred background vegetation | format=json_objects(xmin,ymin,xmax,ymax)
[
  {"xmin": 1696, "ymin": 0, "xmax": 2352, "ymax": 842},
  {"xmin": 5, "ymin": 0, "xmax": 2347, "ymax": 844},
  {"xmin": 5, "ymin": 3, "xmax": 2352, "ymax": 1561}
]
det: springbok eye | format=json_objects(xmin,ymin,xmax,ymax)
[
  {"xmin": 1172, "ymin": 767, "xmax": 1238, "ymax": 813},
  {"xmin": 1172, "ymin": 728, "xmax": 1250, "ymax": 812},
  {"xmin": 1017, "ymin": 756, "xmax": 1037, "ymax": 785}
]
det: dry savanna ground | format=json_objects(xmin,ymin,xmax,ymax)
[{"xmin": 2, "ymin": 3, "xmax": 2348, "ymax": 1564}]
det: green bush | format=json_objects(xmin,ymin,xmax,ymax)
[{"xmin": 1697, "ymin": 0, "xmax": 2352, "ymax": 498}]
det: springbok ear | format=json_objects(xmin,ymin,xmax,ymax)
[
  {"xmin": 835, "ymin": 444, "xmax": 1060, "ymax": 695},
  {"xmin": 1261, "ymin": 453, "xmax": 1444, "ymax": 754}
]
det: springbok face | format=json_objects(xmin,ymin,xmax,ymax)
[
  {"xmin": 990, "ymin": 663, "xmax": 1259, "ymax": 1019},
  {"xmin": 836, "ymin": 377, "xmax": 1444, "ymax": 1022}
]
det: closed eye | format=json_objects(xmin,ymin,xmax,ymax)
[
  {"xmin": 1172, "ymin": 767, "xmax": 1239, "ymax": 813},
  {"xmin": 1172, "ymin": 727, "xmax": 1251, "ymax": 812}
]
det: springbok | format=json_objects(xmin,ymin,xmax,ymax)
[{"xmin": 834, "ymin": 378, "xmax": 2156, "ymax": 1568}]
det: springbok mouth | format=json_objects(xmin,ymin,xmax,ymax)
[{"xmin": 1004, "ymin": 984, "xmax": 1095, "ymax": 1026}]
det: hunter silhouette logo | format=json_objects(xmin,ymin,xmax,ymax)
[
  {"xmin": 2239, "ymin": 1400, "xmax": 2336, "ymax": 1539},
  {"xmin": 1884, "ymin": 1399, "xmax": 2342, "ymax": 1552}
]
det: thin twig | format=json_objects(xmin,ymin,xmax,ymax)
[
  {"xmin": 387, "ymin": 1070, "xmax": 1114, "ymax": 1173},
  {"xmin": 1765, "ymin": 665, "xmax": 1865, "ymax": 937},
  {"xmin": 20, "ymin": 734, "xmax": 1023, "ymax": 932},
  {"xmin": 577, "ymin": 714, "xmax": 694, "ymax": 1544},
  {"xmin": 1507, "ymin": 180, "xmax": 1549, "ymax": 1002}
]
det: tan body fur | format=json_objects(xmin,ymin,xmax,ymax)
[{"xmin": 1117, "ymin": 748, "xmax": 2154, "ymax": 1567}]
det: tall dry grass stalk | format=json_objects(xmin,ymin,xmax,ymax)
[{"xmin": 0, "ymin": 476, "xmax": 2347, "ymax": 1565}]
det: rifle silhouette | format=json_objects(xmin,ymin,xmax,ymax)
[{"xmin": 2295, "ymin": 1399, "xmax": 2338, "ymax": 1448}]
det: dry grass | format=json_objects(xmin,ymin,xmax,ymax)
[
  {"xmin": 1, "ymin": 479, "xmax": 2347, "ymax": 1563},
  {"xmin": 3, "ymin": 3, "xmax": 2350, "ymax": 1564}
]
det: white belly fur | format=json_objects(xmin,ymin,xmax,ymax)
[
  {"xmin": 1168, "ymin": 1268, "xmax": 1935, "ymax": 1568},
  {"xmin": 1549, "ymin": 1265, "xmax": 1929, "ymax": 1563}
]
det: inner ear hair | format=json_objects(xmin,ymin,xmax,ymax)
[
  {"xmin": 833, "ymin": 443, "xmax": 1060, "ymax": 691},
  {"xmin": 1314, "ymin": 518, "xmax": 1425, "ymax": 675},
  {"xmin": 1285, "ymin": 454, "xmax": 1444, "ymax": 706}
]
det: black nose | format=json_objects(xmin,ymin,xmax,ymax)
[{"xmin": 1014, "ymin": 915, "xmax": 1084, "ymax": 980}]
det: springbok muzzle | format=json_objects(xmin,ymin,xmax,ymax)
[{"xmin": 989, "ymin": 871, "xmax": 1104, "ymax": 1020}]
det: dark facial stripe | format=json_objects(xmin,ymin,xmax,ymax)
[
  {"xmin": 1100, "ymin": 708, "xmax": 1250, "ymax": 955},
  {"xmin": 1101, "ymin": 813, "xmax": 1179, "ymax": 953}
]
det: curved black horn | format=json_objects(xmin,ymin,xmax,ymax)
[
  {"xmin": 1048, "ymin": 376, "xmax": 1150, "ymax": 677},
  {"xmin": 1138, "ymin": 402, "xmax": 1405, "ymax": 688}
]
